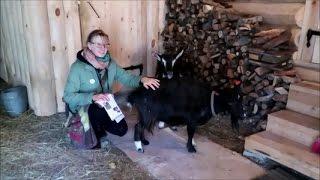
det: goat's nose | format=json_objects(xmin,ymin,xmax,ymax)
[{"xmin": 167, "ymin": 72, "xmax": 173, "ymax": 79}]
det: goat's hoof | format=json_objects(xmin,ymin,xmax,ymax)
[
  {"xmin": 137, "ymin": 148, "xmax": 144, "ymax": 153},
  {"xmin": 170, "ymin": 126, "xmax": 178, "ymax": 131},
  {"xmin": 187, "ymin": 145, "xmax": 197, "ymax": 153},
  {"xmin": 141, "ymin": 139, "xmax": 149, "ymax": 145}
]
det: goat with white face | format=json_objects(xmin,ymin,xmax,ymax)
[{"xmin": 154, "ymin": 50, "xmax": 185, "ymax": 80}]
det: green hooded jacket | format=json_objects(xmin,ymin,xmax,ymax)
[{"xmin": 63, "ymin": 50, "xmax": 141, "ymax": 113}]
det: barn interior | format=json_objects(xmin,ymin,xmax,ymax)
[{"xmin": 0, "ymin": 0, "xmax": 319, "ymax": 179}]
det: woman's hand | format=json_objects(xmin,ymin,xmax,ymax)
[
  {"xmin": 92, "ymin": 93, "xmax": 110, "ymax": 104},
  {"xmin": 141, "ymin": 77, "xmax": 160, "ymax": 90},
  {"xmin": 83, "ymin": 48, "xmax": 107, "ymax": 70}
]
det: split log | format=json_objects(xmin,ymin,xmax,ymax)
[
  {"xmin": 262, "ymin": 31, "xmax": 292, "ymax": 50},
  {"xmin": 253, "ymin": 29, "xmax": 286, "ymax": 45}
]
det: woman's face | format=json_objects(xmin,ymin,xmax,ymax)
[{"xmin": 87, "ymin": 36, "xmax": 110, "ymax": 58}]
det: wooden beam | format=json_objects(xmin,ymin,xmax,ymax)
[
  {"xmin": 229, "ymin": 2, "xmax": 304, "ymax": 25},
  {"xmin": 294, "ymin": 66, "xmax": 320, "ymax": 83}
]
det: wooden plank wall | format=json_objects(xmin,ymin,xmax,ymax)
[
  {"xmin": 3, "ymin": 0, "xmax": 314, "ymax": 115},
  {"xmin": 78, "ymin": 1, "xmax": 166, "ymax": 92},
  {"xmin": 78, "ymin": 1, "xmax": 166, "ymax": 76},
  {"xmin": 0, "ymin": 0, "xmax": 81, "ymax": 116},
  {"xmin": 0, "ymin": 0, "xmax": 166, "ymax": 116}
]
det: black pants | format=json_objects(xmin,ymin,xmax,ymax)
[{"xmin": 88, "ymin": 103, "xmax": 128, "ymax": 140}]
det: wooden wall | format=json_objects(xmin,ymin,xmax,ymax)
[
  {"xmin": 0, "ymin": 0, "xmax": 317, "ymax": 115},
  {"xmin": 78, "ymin": 1, "xmax": 166, "ymax": 76},
  {"xmin": 0, "ymin": 0, "xmax": 82, "ymax": 115},
  {"xmin": 0, "ymin": 0, "xmax": 166, "ymax": 116}
]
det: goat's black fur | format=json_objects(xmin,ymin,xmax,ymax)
[{"xmin": 128, "ymin": 78, "xmax": 243, "ymax": 153}]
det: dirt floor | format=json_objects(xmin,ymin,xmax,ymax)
[{"xmin": 0, "ymin": 79, "xmax": 254, "ymax": 179}]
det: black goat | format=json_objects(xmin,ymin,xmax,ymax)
[
  {"xmin": 154, "ymin": 50, "xmax": 193, "ymax": 129},
  {"xmin": 128, "ymin": 78, "xmax": 245, "ymax": 153}
]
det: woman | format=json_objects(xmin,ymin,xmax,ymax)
[{"xmin": 63, "ymin": 29, "xmax": 159, "ymax": 148}]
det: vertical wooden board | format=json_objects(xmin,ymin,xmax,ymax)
[
  {"xmin": 47, "ymin": 0, "xmax": 70, "ymax": 112},
  {"xmin": 63, "ymin": 0, "xmax": 82, "ymax": 67},
  {"xmin": 1, "ymin": 1, "xmax": 17, "ymax": 84},
  {"xmin": 0, "ymin": 3, "xmax": 8, "ymax": 83},
  {"xmin": 10, "ymin": 1, "xmax": 27, "ymax": 86},
  {"xmin": 21, "ymin": 1, "xmax": 57, "ymax": 116},
  {"xmin": 0, "ymin": 3, "xmax": 12, "ymax": 83},
  {"xmin": 297, "ymin": 0, "xmax": 319, "ymax": 62},
  {"xmin": 102, "ymin": 1, "xmax": 142, "ymax": 67},
  {"xmin": 140, "ymin": 1, "xmax": 148, "ymax": 75},
  {"xmin": 102, "ymin": 1, "xmax": 145, "ymax": 92},
  {"xmin": 146, "ymin": 0, "xmax": 159, "ymax": 77},
  {"xmin": 15, "ymin": 0, "xmax": 34, "ymax": 109},
  {"xmin": 0, "ymin": 26, "xmax": 8, "ymax": 82},
  {"xmin": 6, "ymin": 1, "xmax": 22, "ymax": 84},
  {"xmin": 158, "ymin": 0, "xmax": 167, "ymax": 54},
  {"xmin": 312, "ymin": 37, "xmax": 320, "ymax": 63},
  {"xmin": 79, "ymin": 1, "xmax": 101, "ymax": 46}
]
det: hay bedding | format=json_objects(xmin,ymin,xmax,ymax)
[{"xmin": 0, "ymin": 108, "xmax": 153, "ymax": 180}]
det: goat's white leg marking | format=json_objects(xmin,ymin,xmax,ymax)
[
  {"xmin": 135, "ymin": 141, "xmax": 143, "ymax": 152},
  {"xmin": 158, "ymin": 121, "xmax": 165, "ymax": 129},
  {"xmin": 192, "ymin": 138, "xmax": 196, "ymax": 146}
]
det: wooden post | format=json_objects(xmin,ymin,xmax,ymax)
[
  {"xmin": 21, "ymin": 1, "xmax": 57, "ymax": 116},
  {"xmin": 62, "ymin": 1, "xmax": 82, "ymax": 67},
  {"xmin": 47, "ymin": 0, "xmax": 70, "ymax": 112}
]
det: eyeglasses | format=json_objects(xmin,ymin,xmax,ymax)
[{"xmin": 90, "ymin": 42, "xmax": 111, "ymax": 49}]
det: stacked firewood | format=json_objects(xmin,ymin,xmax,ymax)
[{"xmin": 161, "ymin": 0, "xmax": 298, "ymax": 127}]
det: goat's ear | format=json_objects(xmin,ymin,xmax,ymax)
[
  {"xmin": 152, "ymin": 51, "xmax": 162, "ymax": 62},
  {"xmin": 155, "ymin": 54, "xmax": 162, "ymax": 62},
  {"xmin": 174, "ymin": 49, "xmax": 184, "ymax": 61}
]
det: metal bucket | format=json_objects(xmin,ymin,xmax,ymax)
[{"xmin": 0, "ymin": 85, "xmax": 28, "ymax": 117}]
